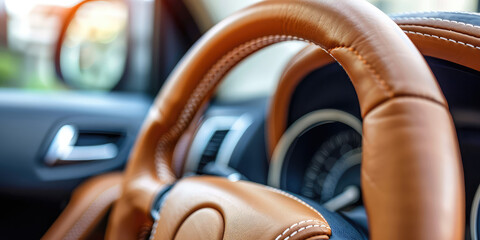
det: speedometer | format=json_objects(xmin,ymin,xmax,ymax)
[
  {"xmin": 301, "ymin": 130, "xmax": 361, "ymax": 203},
  {"xmin": 269, "ymin": 109, "xmax": 362, "ymax": 210}
]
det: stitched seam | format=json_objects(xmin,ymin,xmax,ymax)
[
  {"xmin": 64, "ymin": 185, "xmax": 121, "ymax": 240},
  {"xmin": 402, "ymin": 30, "xmax": 480, "ymax": 50},
  {"xmin": 275, "ymin": 220, "xmax": 320, "ymax": 240},
  {"xmin": 264, "ymin": 186, "xmax": 330, "ymax": 226},
  {"xmin": 154, "ymin": 35, "xmax": 308, "ymax": 180},
  {"xmin": 284, "ymin": 225, "xmax": 323, "ymax": 240},
  {"xmin": 275, "ymin": 220, "xmax": 328, "ymax": 240},
  {"xmin": 399, "ymin": 23, "xmax": 480, "ymax": 40},
  {"xmin": 154, "ymin": 36, "xmax": 393, "ymax": 180},
  {"xmin": 393, "ymin": 16, "xmax": 480, "ymax": 29},
  {"xmin": 391, "ymin": 10, "xmax": 480, "ymax": 17},
  {"xmin": 328, "ymin": 46, "xmax": 394, "ymax": 97}
]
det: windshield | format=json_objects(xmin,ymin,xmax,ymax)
[
  {"xmin": 184, "ymin": 0, "xmax": 478, "ymax": 102},
  {"xmin": 0, "ymin": 0, "xmax": 477, "ymax": 95},
  {"xmin": 186, "ymin": 0, "xmax": 477, "ymax": 32}
]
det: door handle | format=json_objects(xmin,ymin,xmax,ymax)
[{"xmin": 44, "ymin": 125, "xmax": 119, "ymax": 166}]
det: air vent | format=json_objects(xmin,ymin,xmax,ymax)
[{"xmin": 197, "ymin": 130, "xmax": 229, "ymax": 173}]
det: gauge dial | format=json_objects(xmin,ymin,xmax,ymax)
[
  {"xmin": 269, "ymin": 109, "xmax": 362, "ymax": 209},
  {"xmin": 301, "ymin": 130, "xmax": 361, "ymax": 203}
]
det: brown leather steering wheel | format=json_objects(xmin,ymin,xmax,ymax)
[{"xmin": 106, "ymin": 0, "xmax": 465, "ymax": 239}]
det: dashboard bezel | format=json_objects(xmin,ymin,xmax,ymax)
[
  {"xmin": 472, "ymin": 185, "xmax": 480, "ymax": 240},
  {"xmin": 268, "ymin": 109, "xmax": 362, "ymax": 189}
]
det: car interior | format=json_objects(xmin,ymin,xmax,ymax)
[{"xmin": 1, "ymin": 0, "xmax": 480, "ymax": 239}]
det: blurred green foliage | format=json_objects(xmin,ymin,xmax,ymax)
[
  {"xmin": 0, "ymin": 48, "xmax": 66, "ymax": 90},
  {"xmin": 0, "ymin": 48, "xmax": 20, "ymax": 87}
]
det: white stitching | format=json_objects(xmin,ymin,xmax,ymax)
[
  {"xmin": 274, "ymin": 220, "xmax": 319, "ymax": 240},
  {"xmin": 275, "ymin": 220, "xmax": 328, "ymax": 240},
  {"xmin": 64, "ymin": 185, "xmax": 121, "ymax": 240},
  {"xmin": 392, "ymin": 10, "xmax": 480, "ymax": 17},
  {"xmin": 398, "ymin": 23, "xmax": 480, "ymax": 42},
  {"xmin": 263, "ymin": 186, "xmax": 330, "ymax": 227},
  {"xmin": 392, "ymin": 16, "xmax": 480, "ymax": 29},
  {"xmin": 284, "ymin": 225, "xmax": 321, "ymax": 240},
  {"xmin": 402, "ymin": 30, "xmax": 480, "ymax": 50}
]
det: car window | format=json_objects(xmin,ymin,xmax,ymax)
[
  {"xmin": 0, "ymin": 0, "xmax": 153, "ymax": 92},
  {"xmin": 186, "ymin": 0, "xmax": 478, "ymax": 32},
  {"xmin": 184, "ymin": 0, "xmax": 478, "ymax": 102},
  {"xmin": 0, "ymin": 0, "xmax": 78, "ymax": 90}
]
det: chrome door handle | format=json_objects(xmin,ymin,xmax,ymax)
[{"xmin": 44, "ymin": 125, "xmax": 118, "ymax": 166}]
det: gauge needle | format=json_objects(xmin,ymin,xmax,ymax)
[{"xmin": 323, "ymin": 185, "xmax": 360, "ymax": 212}]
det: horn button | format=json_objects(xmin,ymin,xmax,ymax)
[{"xmin": 174, "ymin": 208, "xmax": 224, "ymax": 240}]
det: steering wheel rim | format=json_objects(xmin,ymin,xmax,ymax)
[{"xmin": 106, "ymin": 0, "xmax": 464, "ymax": 239}]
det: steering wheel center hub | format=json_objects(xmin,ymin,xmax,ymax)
[{"xmin": 173, "ymin": 208, "xmax": 224, "ymax": 240}]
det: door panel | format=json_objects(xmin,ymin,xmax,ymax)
[{"xmin": 0, "ymin": 89, "xmax": 151, "ymax": 200}]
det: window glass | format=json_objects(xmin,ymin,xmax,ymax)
[
  {"xmin": 0, "ymin": 0, "xmax": 153, "ymax": 92},
  {"xmin": 0, "ymin": 0, "xmax": 81, "ymax": 90},
  {"xmin": 184, "ymin": 0, "xmax": 478, "ymax": 102},
  {"xmin": 186, "ymin": 0, "xmax": 478, "ymax": 32}
]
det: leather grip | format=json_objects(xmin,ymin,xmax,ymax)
[{"xmin": 107, "ymin": 1, "xmax": 464, "ymax": 239}]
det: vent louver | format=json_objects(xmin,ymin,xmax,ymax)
[{"xmin": 197, "ymin": 130, "xmax": 229, "ymax": 173}]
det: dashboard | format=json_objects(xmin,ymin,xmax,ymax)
[
  {"xmin": 268, "ymin": 109, "xmax": 362, "ymax": 211},
  {"xmin": 181, "ymin": 56, "xmax": 480, "ymax": 239}
]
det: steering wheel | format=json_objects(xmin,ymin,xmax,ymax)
[{"xmin": 106, "ymin": 0, "xmax": 465, "ymax": 239}]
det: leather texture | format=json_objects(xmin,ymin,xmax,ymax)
[
  {"xmin": 396, "ymin": 16, "xmax": 480, "ymax": 72},
  {"xmin": 42, "ymin": 172, "xmax": 122, "ymax": 240},
  {"xmin": 101, "ymin": 1, "xmax": 464, "ymax": 239},
  {"xmin": 362, "ymin": 97, "xmax": 463, "ymax": 240},
  {"xmin": 268, "ymin": 12, "xmax": 480, "ymax": 154},
  {"xmin": 151, "ymin": 176, "xmax": 331, "ymax": 240}
]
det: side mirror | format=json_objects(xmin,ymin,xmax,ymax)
[{"xmin": 55, "ymin": 0, "xmax": 128, "ymax": 91}]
